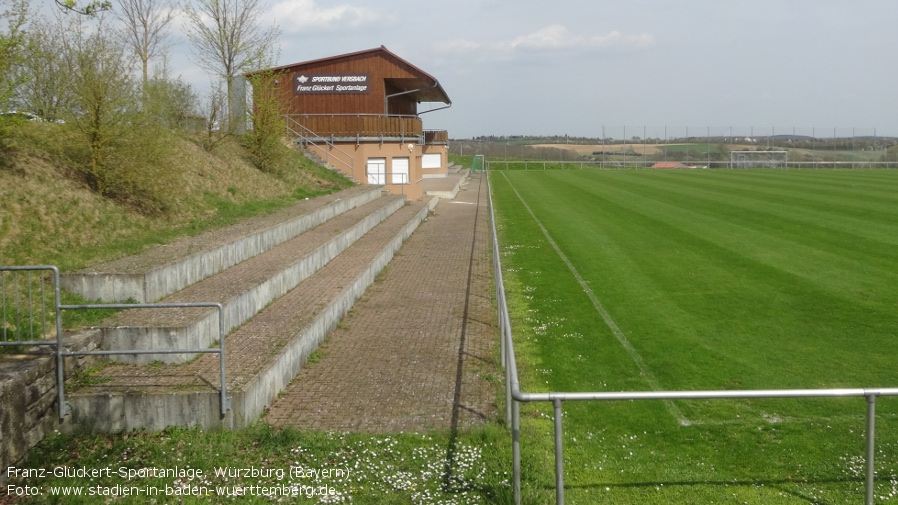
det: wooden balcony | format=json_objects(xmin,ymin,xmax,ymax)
[
  {"xmin": 424, "ymin": 130, "xmax": 449, "ymax": 145},
  {"xmin": 286, "ymin": 114, "xmax": 423, "ymax": 141}
]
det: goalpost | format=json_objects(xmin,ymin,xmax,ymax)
[
  {"xmin": 730, "ymin": 150, "xmax": 788, "ymax": 169},
  {"xmin": 472, "ymin": 154, "xmax": 485, "ymax": 172}
]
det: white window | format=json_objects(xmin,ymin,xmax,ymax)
[
  {"xmin": 366, "ymin": 158, "xmax": 386, "ymax": 185},
  {"xmin": 392, "ymin": 157, "xmax": 409, "ymax": 184},
  {"xmin": 422, "ymin": 153, "xmax": 442, "ymax": 169}
]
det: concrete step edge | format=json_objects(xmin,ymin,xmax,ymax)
[
  {"xmin": 62, "ymin": 186, "xmax": 381, "ymax": 303},
  {"xmin": 64, "ymin": 197, "xmax": 439, "ymax": 432}
]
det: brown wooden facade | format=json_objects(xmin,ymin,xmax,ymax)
[{"xmin": 247, "ymin": 47, "xmax": 451, "ymax": 199}]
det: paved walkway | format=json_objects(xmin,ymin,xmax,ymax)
[{"xmin": 265, "ymin": 172, "xmax": 498, "ymax": 433}]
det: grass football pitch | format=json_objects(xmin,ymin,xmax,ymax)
[{"xmin": 490, "ymin": 169, "xmax": 898, "ymax": 504}]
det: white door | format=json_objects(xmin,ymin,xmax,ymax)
[
  {"xmin": 392, "ymin": 157, "xmax": 409, "ymax": 184},
  {"xmin": 366, "ymin": 158, "xmax": 386, "ymax": 185}
]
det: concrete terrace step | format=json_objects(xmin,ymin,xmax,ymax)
[
  {"xmin": 66, "ymin": 197, "xmax": 439, "ymax": 432},
  {"xmin": 98, "ymin": 194, "xmax": 407, "ymax": 365},
  {"xmin": 62, "ymin": 186, "xmax": 383, "ymax": 303}
]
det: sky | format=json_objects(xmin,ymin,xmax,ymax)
[{"xmin": 77, "ymin": 0, "xmax": 898, "ymax": 138}]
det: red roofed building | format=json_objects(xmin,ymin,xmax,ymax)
[
  {"xmin": 651, "ymin": 162, "xmax": 688, "ymax": 169},
  {"xmin": 247, "ymin": 46, "xmax": 452, "ymax": 200}
]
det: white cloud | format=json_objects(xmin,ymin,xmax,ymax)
[
  {"xmin": 268, "ymin": 0, "xmax": 393, "ymax": 33},
  {"xmin": 433, "ymin": 24, "xmax": 653, "ymax": 60},
  {"xmin": 509, "ymin": 24, "xmax": 654, "ymax": 52}
]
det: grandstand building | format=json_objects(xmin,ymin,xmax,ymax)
[{"xmin": 247, "ymin": 46, "xmax": 452, "ymax": 200}]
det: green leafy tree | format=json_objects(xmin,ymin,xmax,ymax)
[
  {"xmin": 0, "ymin": 0, "xmax": 28, "ymax": 108},
  {"xmin": 9, "ymin": 14, "xmax": 72, "ymax": 121},
  {"xmin": 243, "ymin": 71, "xmax": 285, "ymax": 171},
  {"xmin": 62, "ymin": 15, "xmax": 140, "ymax": 195},
  {"xmin": 137, "ymin": 55, "xmax": 200, "ymax": 130},
  {"xmin": 0, "ymin": 0, "xmax": 28, "ymax": 153}
]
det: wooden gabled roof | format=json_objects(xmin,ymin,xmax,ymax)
[{"xmin": 248, "ymin": 46, "xmax": 451, "ymax": 105}]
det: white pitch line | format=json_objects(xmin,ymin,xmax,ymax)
[{"xmin": 502, "ymin": 172, "xmax": 691, "ymax": 426}]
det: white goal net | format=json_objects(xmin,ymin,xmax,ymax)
[{"xmin": 730, "ymin": 150, "xmax": 788, "ymax": 169}]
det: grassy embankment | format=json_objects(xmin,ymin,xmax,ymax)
[
  {"xmin": 0, "ymin": 120, "xmax": 352, "ymax": 335},
  {"xmin": 2, "ymin": 125, "xmax": 513, "ymax": 504}
]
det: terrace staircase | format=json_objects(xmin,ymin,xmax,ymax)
[{"xmin": 60, "ymin": 184, "xmax": 440, "ymax": 431}]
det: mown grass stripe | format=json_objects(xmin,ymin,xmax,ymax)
[
  {"xmin": 580, "ymin": 172, "xmax": 898, "ymax": 288},
  {"xmin": 724, "ymin": 169, "xmax": 898, "ymax": 193},
  {"xmin": 491, "ymin": 169, "xmax": 898, "ymax": 503},
  {"xmin": 651, "ymin": 170, "xmax": 898, "ymax": 223},
  {"xmin": 495, "ymin": 170, "xmax": 898, "ymax": 419},
  {"xmin": 495, "ymin": 172, "xmax": 776, "ymax": 420},
  {"xmin": 634, "ymin": 172, "xmax": 898, "ymax": 247},
  {"xmin": 500, "ymin": 172, "xmax": 691, "ymax": 425}
]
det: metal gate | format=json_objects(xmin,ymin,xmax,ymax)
[{"xmin": 1, "ymin": 265, "xmax": 231, "ymax": 419}]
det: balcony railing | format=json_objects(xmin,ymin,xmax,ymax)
[
  {"xmin": 285, "ymin": 114, "xmax": 423, "ymax": 141},
  {"xmin": 424, "ymin": 129, "xmax": 448, "ymax": 145}
]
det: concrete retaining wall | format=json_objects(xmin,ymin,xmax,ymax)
[
  {"xmin": 0, "ymin": 330, "xmax": 102, "ymax": 477},
  {"xmin": 62, "ymin": 187, "xmax": 383, "ymax": 303}
]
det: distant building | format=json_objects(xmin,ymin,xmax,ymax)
[
  {"xmin": 246, "ymin": 46, "xmax": 452, "ymax": 200},
  {"xmin": 651, "ymin": 162, "xmax": 688, "ymax": 169}
]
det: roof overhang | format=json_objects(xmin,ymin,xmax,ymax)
[
  {"xmin": 385, "ymin": 77, "xmax": 450, "ymax": 104},
  {"xmin": 247, "ymin": 46, "xmax": 451, "ymax": 105}
]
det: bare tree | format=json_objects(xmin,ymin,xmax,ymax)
[
  {"xmin": 55, "ymin": 0, "xmax": 111, "ymax": 16},
  {"xmin": 196, "ymin": 81, "xmax": 227, "ymax": 151},
  {"xmin": 114, "ymin": 0, "xmax": 176, "ymax": 88},
  {"xmin": 183, "ymin": 0, "xmax": 279, "ymax": 132}
]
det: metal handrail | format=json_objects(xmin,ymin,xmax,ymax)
[
  {"xmin": 284, "ymin": 116, "xmax": 355, "ymax": 179},
  {"xmin": 485, "ymin": 166, "xmax": 898, "ymax": 505},
  {"xmin": 364, "ymin": 167, "xmax": 410, "ymax": 196},
  {"xmin": 60, "ymin": 301, "xmax": 231, "ymax": 418},
  {"xmin": 1, "ymin": 266, "xmax": 231, "ymax": 419}
]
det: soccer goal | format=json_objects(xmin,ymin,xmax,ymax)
[{"xmin": 730, "ymin": 150, "xmax": 788, "ymax": 169}]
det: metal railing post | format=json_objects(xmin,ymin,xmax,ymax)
[
  {"xmin": 52, "ymin": 266, "xmax": 66, "ymax": 419},
  {"xmin": 553, "ymin": 398, "xmax": 565, "ymax": 505},
  {"xmin": 866, "ymin": 394, "xmax": 876, "ymax": 505},
  {"xmin": 218, "ymin": 304, "xmax": 229, "ymax": 417},
  {"xmin": 512, "ymin": 398, "xmax": 521, "ymax": 505}
]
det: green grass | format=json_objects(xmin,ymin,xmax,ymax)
[
  {"xmin": 0, "ymin": 122, "xmax": 353, "ymax": 270},
  {"xmin": 7, "ymin": 424, "xmax": 513, "ymax": 504},
  {"xmin": 1, "ymin": 276, "xmax": 126, "ymax": 354},
  {"xmin": 491, "ymin": 169, "xmax": 898, "ymax": 504}
]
